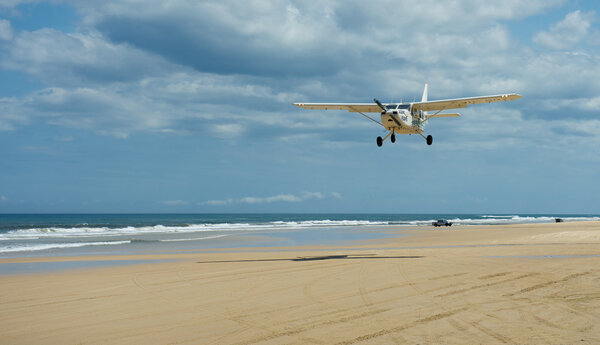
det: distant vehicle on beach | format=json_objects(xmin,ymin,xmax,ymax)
[
  {"xmin": 294, "ymin": 83, "xmax": 521, "ymax": 146},
  {"xmin": 432, "ymin": 219, "xmax": 452, "ymax": 227}
]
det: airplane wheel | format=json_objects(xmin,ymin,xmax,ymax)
[
  {"xmin": 391, "ymin": 134, "xmax": 396, "ymax": 143},
  {"xmin": 376, "ymin": 136, "xmax": 383, "ymax": 147},
  {"xmin": 426, "ymin": 135, "xmax": 433, "ymax": 145}
]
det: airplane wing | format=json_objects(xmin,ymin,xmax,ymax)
[
  {"xmin": 426, "ymin": 113, "xmax": 461, "ymax": 119},
  {"xmin": 293, "ymin": 103, "xmax": 382, "ymax": 113},
  {"xmin": 411, "ymin": 94, "xmax": 521, "ymax": 112}
]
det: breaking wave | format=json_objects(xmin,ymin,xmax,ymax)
[
  {"xmin": 0, "ymin": 220, "xmax": 389, "ymax": 240},
  {"xmin": 1, "ymin": 216, "xmax": 599, "ymax": 241},
  {"xmin": 1, "ymin": 241, "xmax": 131, "ymax": 253}
]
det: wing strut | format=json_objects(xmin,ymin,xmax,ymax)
[
  {"xmin": 349, "ymin": 106, "xmax": 384, "ymax": 127},
  {"xmin": 422, "ymin": 105, "xmax": 453, "ymax": 124}
]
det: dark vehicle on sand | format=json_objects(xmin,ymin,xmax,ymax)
[{"xmin": 432, "ymin": 219, "xmax": 452, "ymax": 227}]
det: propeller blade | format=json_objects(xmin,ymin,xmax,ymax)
[{"xmin": 373, "ymin": 98, "xmax": 387, "ymax": 112}]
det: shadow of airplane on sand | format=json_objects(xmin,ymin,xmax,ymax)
[{"xmin": 197, "ymin": 254, "xmax": 423, "ymax": 264}]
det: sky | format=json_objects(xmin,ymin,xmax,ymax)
[{"xmin": 1, "ymin": 0, "xmax": 599, "ymax": 214}]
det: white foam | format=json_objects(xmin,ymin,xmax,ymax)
[
  {"xmin": 481, "ymin": 215, "xmax": 518, "ymax": 218},
  {"xmin": 1, "ymin": 216, "xmax": 599, "ymax": 241},
  {"xmin": 0, "ymin": 220, "xmax": 390, "ymax": 239},
  {"xmin": 0, "ymin": 241, "xmax": 131, "ymax": 253}
]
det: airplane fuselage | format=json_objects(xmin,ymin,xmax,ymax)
[{"xmin": 380, "ymin": 104, "xmax": 424, "ymax": 134}]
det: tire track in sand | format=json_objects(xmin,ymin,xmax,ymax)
[
  {"xmin": 505, "ymin": 271, "xmax": 591, "ymax": 297},
  {"xmin": 334, "ymin": 308, "xmax": 467, "ymax": 345},
  {"xmin": 435, "ymin": 273, "xmax": 538, "ymax": 298}
]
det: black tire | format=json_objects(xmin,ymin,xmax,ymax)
[
  {"xmin": 426, "ymin": 135, "xmax": 433, "ymax": 145},
  {"xmin": 391, "ymin": 133, "xmax": 396, "ymax": 143},
  {"xmin": 376, "ymin": 136, "xmax": 383, "ymax": 147}
]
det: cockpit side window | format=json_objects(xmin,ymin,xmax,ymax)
[
  {"xmin": 397, "ymin": 104, "xmax": 410, "ymax": 110},
  {"xmin": 385, "ymin": 105, "xmax": 397, "ymax": 110}
]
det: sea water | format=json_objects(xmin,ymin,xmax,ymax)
[{"xmin": 1, "ymin": 213, "xmax": 598, "ymax": 258}]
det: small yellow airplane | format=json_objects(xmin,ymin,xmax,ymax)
[{"xmin": 294, "ymin": 84, "xmax": 521, "ymax": 146}]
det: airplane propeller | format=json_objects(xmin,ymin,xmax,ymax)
[{"xmin": 373, "ymin": 98, "xmax": 387, "ymax": 113}]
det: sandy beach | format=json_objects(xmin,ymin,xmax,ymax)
[{"xmin": 1, "ymin": 221, "xmax": 599, "ymax": 344}]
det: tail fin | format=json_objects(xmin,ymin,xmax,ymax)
[
  {"xmin": 420, "ymin": 83, "xmax": 428, "ymax": 118},
  {"xmin": 421, "ymin": 83, "xmax": 428, "ymax": 102}
]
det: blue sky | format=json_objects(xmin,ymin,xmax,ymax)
[{"xmin": 1, "ymin": 0, "xmax": 599, "ymax": 213}]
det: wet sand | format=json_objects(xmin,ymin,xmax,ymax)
[{"xmin": 1, "ymin": 221, "xmax": 599, "ymax": 344}]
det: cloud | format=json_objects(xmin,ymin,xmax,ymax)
[
  {"xmin": 203, "ymin": 198, "xmax": 234, "ymax": 206},
  {"xmin": 67, "ymin": 0, "xmax": 564, "ymax": 79},
  {"xmin": 161, "ymin": 200, "xmax": 189, "ymax": 206},
  {"xmin": 2, "ymin": 0, "xmax": 599, "ymax": 152},
  {"xmin": 19, "ymin": 86, "xmax": 173, "ymax": 137},
  {"xmin": 0, "ymin": 19, "xmax": 12, "ymax": 40},
  {"xmin": 203, "ymin": 191, "xmax": 334, "ymax": 206},
  {"xmin": 239, "ymin": 194, "xmax": 302, "ymax": 204},
  {"xmin": 1, "ymin": 28, "xmax": 177, "ymax": 86},
  {"xmin": 81, "ymin": 2, "xmax": 351, "ymax": 77},
  {"xmin": 0, "ymin": 97, "xmax": 30, "ymax": 130},
  {"xmin": 533, "ymin": 11, "xmax": 595, "ymax": 50},
  {"xmin": 211, "ymin": 124, "xmax": 244, "ymax": 138},
  {"xmin": 1, "ymin": 195, "xmax": 7, "ymax": 203}
]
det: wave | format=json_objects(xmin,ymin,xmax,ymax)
[
  {"xmin": 0, "ymin": 220, "xmax": 390, "ymax": 239},
  {"xmin": 1, "ymin": 216, "xmax": 599, "ymax": 241},
  {"xmin": 444, "ymin": 216, "xmax": 600, "ymax": 226},
  {"xmin": 481, "ymin": 215, "xmax": 518, "ymax": 218},
  {"xmin": 0, "ymin": 241, "xmax": 131, "ymax": 253},
  {"xmin": 385, "ymin": 215, "xmax": 600, "ymax": 226}
]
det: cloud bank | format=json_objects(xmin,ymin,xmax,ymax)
[{"xmin": 204, "ymin": 191, "xmax": 339, "ymax": 206}]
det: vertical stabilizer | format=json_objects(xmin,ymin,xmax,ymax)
[
  {"xmin": 421, "ymin": 83, "xmax": 428, "ymax": 102},
  {"xmin": 420, "ymin": 83, "xmax": 429, "ymax": 119}
]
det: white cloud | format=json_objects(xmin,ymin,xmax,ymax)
[
  {"xmin": 0, "ymin": 97, "xmax": 30, "ymax": 131},
  {"xmin": 533, "ymin": 11, "xmax": 595, "ymax": 50},
  {"xmin": 1, "ymin": 28, "xmax": 176, "ymax": 86},
  {"xmin": 0, "ymin": 19, "xmax": 12, "ymax": 41},
  {"xmin": 239, "ymin": 194, "xmax": 302, "ymax": 204},
  {"xmin": 162, "ymin": 200, "xmax": 189, "ymax": 206},
  {"xmin": 1, "ymin": 195, "xmax": 7, "ymax": 203},
  {"xmin": 203, "ymin": 198, "xmax": 234, "ymax": 206},
  {"xmin": 203, "ymin": 191, "xmax": 334, "ymax": 206},
  {"xmin": 211, "ymin": 124, "xmax": 244, "ymax": 138},
  {"xmin": 1, "ymin": 0, "xmax": 598, "ymax": 153}
]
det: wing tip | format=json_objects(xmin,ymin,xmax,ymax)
[{"xmin": 508, "ymin": 93, "xmax": 523, "ymax": 100}]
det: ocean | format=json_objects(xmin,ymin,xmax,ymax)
[{"xmin": 1, "ymin": 213, "xmax": 598, "ymax": 258}]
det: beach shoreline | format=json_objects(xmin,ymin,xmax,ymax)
[{"xmin": 1, "ymin": 221, "xmax": 599, "ymax": 344}]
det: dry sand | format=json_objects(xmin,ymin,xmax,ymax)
[{"xmin": 1, "ymin": 221, "xmax": 599, "ymax": 344}]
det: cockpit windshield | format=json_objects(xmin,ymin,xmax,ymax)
[{"xmin": 385, "ymin": 104, "xmax": 410, "ymax": 110}]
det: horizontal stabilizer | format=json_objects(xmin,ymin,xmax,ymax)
[{"xmin": 426, "ymin": 113, "xmax": 461, "ymax": 119}]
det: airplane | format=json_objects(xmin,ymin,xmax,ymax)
[{"xmin": 293, "ymin": 84, "xmax": 521, "ymax": 146}]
